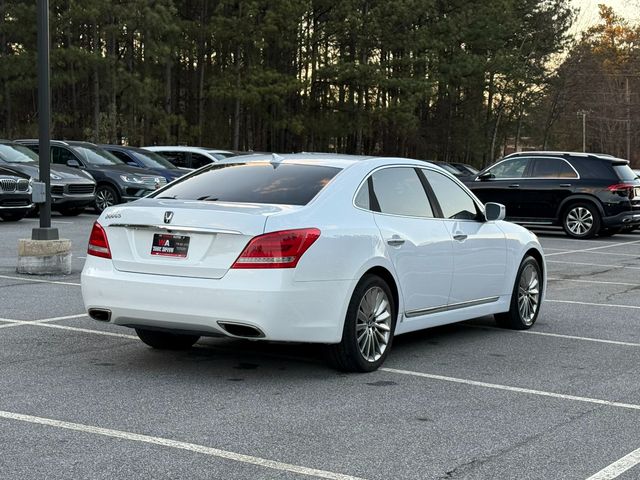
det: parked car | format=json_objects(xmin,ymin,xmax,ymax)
[
  {"xmin": 465, "ymin": 151, "xmax": 640, "ymax": 238},
  {"xmin": 82, "ymin": 153, "xmax": 545, "ymax": 372},
  {"xmin": 16, "ymin": 140, "xmax": 167, "ymax": 213},
  {"xmin": 0, "ymin": 140, "xmax": 95, "ymax": 216},
  {"xmin": 143, "ymin": 146, "xmax": 234, "ymax": 169},
  {"xmin": 100, "ymin": 145, "xmax": 188, "ymax": 183},
  {"xmin": 0, "ymin": 164, "xmax": 32, "ymax": 222},
  {"xmin": 450, "ymin": 162, "xmax": 479, "ymax": 176}
]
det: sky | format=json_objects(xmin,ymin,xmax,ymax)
[{"xmin": 571, "ymin": 0, "xmax": 639, "ymax": 34}]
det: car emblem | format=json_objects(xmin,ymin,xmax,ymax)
[{"xmin": 164, "ymin": 211, "xmax": 174, "ymax": 224}]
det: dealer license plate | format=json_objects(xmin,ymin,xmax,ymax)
[{"xmin": 151, "ymin": 234, "xmax": 190, "ymax": 258}]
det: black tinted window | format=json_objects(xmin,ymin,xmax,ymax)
[
  {"xmin": 530, "ymin": 158, "xmax": 577, "ymax": 178},
  {"xmin": 488, "ymin": 158, "xmax": 529, "ymax": 179},
  {"xmin": 153, "ymin": 163, "xmax": 340, "ymax": 206},
  {"xmin": 370, "ymin": 168, "xmax": 434, "ymax": 217},
  {"xmin": 423, "ymin": 169, "xmax": 478, "ymax": 220},
  {"xmin": 191, "ymin": 153, "xmax": 213, "ymax": 169},
  {"xmin": 52, "ymin": 146, "xmax": 80, "ymax": 165},
  {"xmin": 159, "ymin": 151, "xmax": 189, "ymax": 168}
]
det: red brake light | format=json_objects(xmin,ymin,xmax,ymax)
[
  {"xmin": 87, "ymin": 222, "xmax": 112, "ymax": 259},
  {"xmin": 607, "ymin": 183, "xmax": 633, "ymax": 192},
  {"xmin": 232, "ymin": 228, "xmax": 320, "ymax": 269}
]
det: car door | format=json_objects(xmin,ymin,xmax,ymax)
[
  {"xmin": 469, "ymin": 157, "xmax": 532, "ymax": 220},
  {"xmin": 366, "ymin": 166, "xmax": 454, "ymax": 316},
  {"xmin": 422, "ymin": 168, "xmax": 507, "ymax": 305},
  {"xmin": 518, "ymin": 156, "xmax": 578, "ymax": 221}
]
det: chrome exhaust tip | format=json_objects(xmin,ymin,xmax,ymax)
[
  {"xmin": 88, "ymin": 308, "xmax": 111, "ymax": 322},
  {"xmin": 217, "ymin": 321, "xmax": 265, "ymax": 338}
]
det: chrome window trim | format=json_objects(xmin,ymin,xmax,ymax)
[
  {"xmin": 405, "ymin": 296, "xmax": 500, "ymax": 318},
  {"xmin": 477, "ymin": 156, "xmax": 580, "ymax": 181}
]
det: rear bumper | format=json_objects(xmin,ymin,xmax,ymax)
[
  {"xmin": 81, "ymin": 256, "xmax": 352, "ymax": 343},
  {"xmin": 602, "ymin": 210, "xmax": 640, "ymax": 228}
]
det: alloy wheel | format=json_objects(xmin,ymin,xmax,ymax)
[
  {"xmin": 565, "ymin": 206, "xmax": 593, "ymax": 236},
  {"xmin": 356, "ymin": 286, "xmax": 392, "ymax": 362},
  {"xmin": 517, "ymin": 264, "xmax": 540, "ymax": 325},
  {"xmin": 96, "ymin": 189, "xmax": 116, "ymax": 211}
]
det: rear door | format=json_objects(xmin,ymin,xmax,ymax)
[
  {"xmin": 422, "ymin": 169, "xmax": 507, "ymax": 304},
  {"xmin": 518, "ymin": 156, "xmax": 578, "ymax": 220},
  {"xmin": 367, "ymin": 166, "xmax": 454, "ymax": 315}
]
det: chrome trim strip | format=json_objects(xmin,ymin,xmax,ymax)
[
  {"xmin": 476, "ymin": 156, "xmax": 580, "ymax": 181},
  {"xmin": 0, "ymin": 203, "xmax": 34, "ymax": 210},
  {"xmin": 405, "ymin": 296, "xmax": 500, "ymax": 318},
  {"xmin": 108, "ymin": 224, "xmax": 242, "ymax": 235}
]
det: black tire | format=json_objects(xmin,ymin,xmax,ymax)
[
  {"xmin": 135, "ymin": 328, "xmax": 200, "ymax": 350},
  {"xmin": 57, "ymin": 207, "xmax": 85, "ymax": 216},
  {"xmin": 562, "ymin": 202, "xmax": 600, "ymax": 239},
  {"xmin": 94, "ymin": 185, "xmax": 120, "ymax": 213},
  {"xmin": 326, "ymin": 274, "xmax": 397, "ymax": 372},
  {"xmin": 599, "ymin": 227, "xmax": 622, "ymax": 237},
  {"xmin": 495, "ymin": 256, "xmax": 542, "ymax": 330},
  {"xmin": 0, "ymin": 212, "xmax": 28, "ymax": 222}
]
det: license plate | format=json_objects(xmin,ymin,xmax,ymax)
[{"xmin": 151, "ymin": 234, "xmax": 190, "ymax": 257}]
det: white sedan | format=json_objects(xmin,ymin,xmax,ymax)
[{"xmin": 81, "ymin": 153, "xmax": 545, "ymax": 372}]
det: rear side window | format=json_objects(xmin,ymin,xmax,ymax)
[
  {"xmin": 613, "ymin": 165, "xmax": 637, "ymax": 181},
  {"xmin": 530, "ymin": 158, "xmax": 577, "ymax": 178},
  {"xmin": 153, "ymin": 163, "xmax": 340, "ymax": 206},
  {"xmin": 160, "ymin": 151, "xmax": 189, "ymax": 168},
  {"xmin": 191, "ymin": 153, "xmax": 212, "ymax": 169},
  {"xmin": 369, "ymin": 167, "xmax": 434, "ymax": 217}
]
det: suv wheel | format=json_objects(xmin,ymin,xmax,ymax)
[
  {"xmin": 562, "ymin": 203, "xmax": 600, "ymax": 239},
  {"xmin": 95, "ymin": 185, "xmax": 120, "ymax": 213}
]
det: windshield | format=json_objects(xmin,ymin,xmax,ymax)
[
  {"xmin": 132, "ymin": 150, "xmax": 178, "ymax": 169},
  {"xmin": 153, "ymin": 162, "xmax": 341, "ymax": 206},
  {"xmin": 0, "ymin": 144, "xmax": 38, "ymax": 164},
  {"xmin": 74, "ymin": 146, "xmax": 124, "ymax": 166}
]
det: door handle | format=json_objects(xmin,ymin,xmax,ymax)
[
  {"xmin": 387, "ymin": 235, "xmax": 405, "ymax": 246},
  {"xmin": 559, "ymin": 184, "xmax": 572, "ymax": 187},
  {"xmin": 453, "ymin": 234, "xmax": 468, "ymax": 241},
  {"xmin": 508, "ymin": 184, "xmax": 520, "ymax": 188}
]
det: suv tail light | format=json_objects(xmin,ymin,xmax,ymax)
[
  {"xmin": 232, "ymin": 228, "xmax": 320, "ymax": 269},
  {"xmin": 607, "ymin": 183, "xmax": 634, "ymax": 197},
  {"xmin": 87, "ymin": 222, "xmax": 112, "ymax": 259}
]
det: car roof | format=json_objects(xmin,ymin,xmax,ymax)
[
  {"xmin": 217, "ymin": 152, "xmax": 443, "ymax": 170},
  {"xmin": 504, "ymin": 151, "xmax": 621, "ymax": 161},
  {"xmin": 143, "ymin": 146, "xmax": 233, "ymax": 154},
  {"xmin": 15, "ymin": 139, "xmax": 100, "ymax": 148}
]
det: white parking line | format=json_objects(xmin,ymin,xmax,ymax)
[
  {"xmin": 0, "ymin": 314, "xmax": 88, "ymax": 329},
  {"xmin": 381, "ymin": 368, "xmax": 640, "ymax": 411},
  {"xmin": 548, "ymin": 250, "xmax": 640, "ymax": 258},
  {"xmin": 0, "ymin": 410, "xmax": 365, "ymax": 480},
  {"xmin": 586, "ymin": 447, "xmax": 640, "ymax": 480},
  {"xmin": 546, "ymin": 260, "xmax": 640, "ymax": 270},
  {"xmin": 0, "ymin": 274, "xmax": 81, "ymax": 287},
  {"xmin": 548, "ymin": 278, "xmax": 640, "ymax": 287},
  {"xmin": 547, "ymin": 299, "xmax": 640, "ymax": 310},
  {"xmin": 545, "ymin": 239, "xmax": 640, "ymax": 257},
  {"xmin": 35, "ymin": 323, "xmax": 137, "ymax": 339}
]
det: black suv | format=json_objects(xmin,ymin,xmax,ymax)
[
  {"xmin": 465, "ymin": 151, "xmax": 640, "ymax": 238},
  {"xmin": 17, "ymin": 140, "xmax": 167, "ymax": 212},
  {"xmin": 0, "ymin": 165, "xmax": 32, "ymax": 221}
]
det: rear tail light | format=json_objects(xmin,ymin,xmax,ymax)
[
  {"xmin": 87, "ymin": 221, "xmax": 112, "ymax": 259},
  {"xmin": 607, "ymin": 183, "xmax": 634, "ymax": 195},
  {"xmin": 232, "ymin": 228, "xmax": 320, "ymax": 269}
]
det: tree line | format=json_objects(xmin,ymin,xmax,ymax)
[{"xmin": 1, "ymin": 0, "xmax": 573, "ymax": 167}]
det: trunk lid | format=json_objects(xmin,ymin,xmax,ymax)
[{"xmin": 102, "ymin": 199, "xmax": 299, "ymax": 279}]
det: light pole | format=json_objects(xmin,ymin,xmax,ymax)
[
  {"xmin": 577, "ymin": 110, "xmax": 587, "ymax": 153},
  {"xmin": 33, "ymin": 0, "xmax": 57, "ymax": 241}
]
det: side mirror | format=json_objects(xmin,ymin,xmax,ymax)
[
  {"xmin": 485, "ymin": 202, "xmax": 505, "ymax": 222},
  {"xmin": 477, "ymin": 171, "xmax": 493, "ymax": 181},
  {"xmin": 126, "ymin": 161, "xmax": 138, "ymax": 167},
  {"xmin": 66, "ymin": 159, "xmax": 80, "ymax": 168}
]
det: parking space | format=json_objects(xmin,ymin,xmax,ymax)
[{"xmin": 1, "ymin": 221, "xmax": 640, "ymax": 479}]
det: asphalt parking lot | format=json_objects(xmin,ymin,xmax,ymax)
[{"xmin": 1, "ymin": 215, "xmax": 640, "ymax": 480}]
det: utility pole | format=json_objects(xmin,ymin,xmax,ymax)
[
  {"xmin": 626, "ymin": 77, "xmax": 631, "ymax": 160},
  {"xmin": 577, "ymin": 110, "xmax": 587, "ymax": 153}
]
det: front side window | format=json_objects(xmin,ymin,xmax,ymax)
[
  {"xmin": 486, "ymin": 158, "xmax": 530, "ymax": 179},
  {"xmin": 530, "ymin": 158, "xmax": 577, "ymax": 178},
  {"xmin": 369, "ymin": 167, "xmax": 434, "ymax": 217},
  {"xmin": 153, "ymin": 162, "xmax": 340, "ymax": 206},
  {"xmin": 423, "ymin": 169, "xmax": 479, "ymax": 220},
  {"xmin": 51, "ymin": 146, "xmax": 80, "ymax": 166}
]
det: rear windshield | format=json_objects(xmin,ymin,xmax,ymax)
[
  {"xmin": 613, "ymin": 165, "xmax": 638, "ymax": 181},
  {"xmin": 152, "ymin": 162, "xmax": 341, "ymax": 205}
]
